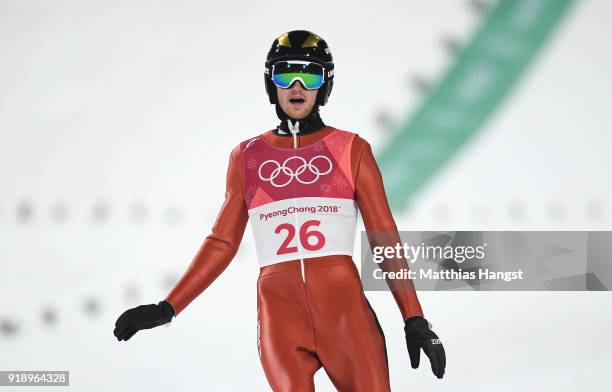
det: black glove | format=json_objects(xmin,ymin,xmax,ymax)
[
  {"xmin": 113, "ymin": 300, "xmax": 175, "ymax": 341},
  {"xmin": 404, "ymin": 316, "xmax": 446, "ymax": 379}
]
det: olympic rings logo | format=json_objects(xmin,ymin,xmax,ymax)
[{"xmin": 258, "ymin": 155, "xmax": 333, "ymax": 187}]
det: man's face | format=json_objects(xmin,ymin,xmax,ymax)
[{"xmin": 276, "ymin": 81, "xmax": 318, "ymax": 120}]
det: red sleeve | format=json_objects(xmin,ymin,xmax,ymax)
[
  {"xmin": 353, "ymin": 137, "xmax": 424, "ymax": 320},
  {"xmin": 164, "ymin": 145, "xmax": 249, "ymax": 316}
]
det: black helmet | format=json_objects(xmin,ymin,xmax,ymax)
[{"xmin": 265, "ymin": 30, "xmax": 334, "ymax": 106}]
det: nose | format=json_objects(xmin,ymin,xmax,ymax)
[{"xmin": 290, "ymin": 80, "xmax": 305, "ymax": 90}]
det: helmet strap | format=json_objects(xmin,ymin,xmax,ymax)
[{"xmin": 274, "ymin": 103, "xmax": 325, "ymax": 136}]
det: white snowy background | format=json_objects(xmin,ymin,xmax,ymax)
[{"xmin": 0, "ymin": 0, "xmax": 610, "ymax": 391}]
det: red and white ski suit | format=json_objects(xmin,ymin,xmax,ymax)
[{"xmin": 165, "ymin": 125, "xmax": 423, "ymax": 391}]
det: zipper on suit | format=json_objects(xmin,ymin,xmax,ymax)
[{"xmin": 288, "ymin": 119, "xmax": 306, "ymax": 283}]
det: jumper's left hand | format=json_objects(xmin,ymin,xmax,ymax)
[{"xmin": 404, "ymin": 316, "xmax": 446, "ymax": 379}]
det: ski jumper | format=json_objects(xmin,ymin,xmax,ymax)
[{"xmin": 164, "ymin": 125, "xmax": 423, "ymax": 391}]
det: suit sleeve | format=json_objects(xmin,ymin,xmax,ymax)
[
  {"xmin": 164, "ymin": 145, "xmax": 249, "ymax": 316},
  {"xmin": 354, "ymin": 139, "xmax": 424, "ymax": 320}
]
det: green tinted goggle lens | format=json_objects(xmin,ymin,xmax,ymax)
[{"xmin": 271, "ymin": 61, "xmax": 325, "ymax": 90}]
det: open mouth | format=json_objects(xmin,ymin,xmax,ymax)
[{"xmin": 289, "ymin": 98, "xmax": 306, "ymax": 105}]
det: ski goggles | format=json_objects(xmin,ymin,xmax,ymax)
[{"xmin": 270, "ymin": 60, "xmax": 326, "ymax": 90}]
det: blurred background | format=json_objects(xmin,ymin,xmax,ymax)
[{"xmin": 0, "ymin": 0, "xmax": 610, "ymax": 390}]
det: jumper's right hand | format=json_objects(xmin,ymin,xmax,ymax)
[{"xmin": 113, "ymin": 300, "xmax": 175, "ymax": 341}]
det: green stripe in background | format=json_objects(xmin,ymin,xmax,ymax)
[{"xmin": 378, "ymin": 0, "xmax": 576, "ymax": 211}]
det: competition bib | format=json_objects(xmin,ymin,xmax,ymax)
[{"xmin": 241, "ymin": 129, "xmax": 357, "ymax": 267}]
